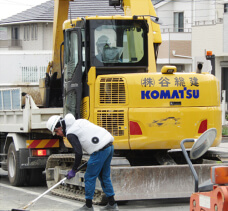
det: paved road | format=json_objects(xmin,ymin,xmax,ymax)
[
  {"xmin": 0, "ymin": 169, "xmax": 189, "ymax": 211},
  {"xmin": 222, "ymin": 136, "xmax": 228, "ymax": 142}
]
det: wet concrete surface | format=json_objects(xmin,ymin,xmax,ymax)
[{"xmin": 0, "ymin": 168, "xmax": 189, "ymax": 211}]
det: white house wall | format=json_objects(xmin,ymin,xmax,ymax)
[
  {"xmin": 193, "ymin": 0, "xmax": 216, "ymax": 24},
  {"xmin": 5, "ymin": 23, "xmax": 53, "ymax": 50},
  {"xmin": 224, "ymin": 13, "xmax": 228, "ymax": 53},
  {"xmin": 22, "ymin": 23, "xmax": 53, "ymax": 50},
  {"xmin": 192, "ymin": 24, "xmax": 224, "ymax": 57},
  {"xmin": 156, "ymin": 2, "xmax": 174, "ymax": 32},
  {"xmin": 192, "ymin": 23, "xmax": 228, "ymax": 93},
  {"xmin": 172, "ymin": 0, "xmax": 192, "ymax": 29},
  {"xmin": 0, "ymin": 51, "xmax": 52, "ymax": 105},
  {"xmin": 43, "ymin": 23, "xmax": 53, "ymax": 50},
  {"xmin": 156, "ymin": 0, "xmax": 192, "ymax": 32},
  {"xmin": 0, "ymin": 51, "xmax": 51, "ymax": 84}
]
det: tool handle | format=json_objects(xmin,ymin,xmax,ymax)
[
  {"xmin": 22, "ymin": 177, "xmax": 67, "ymax": 209},
  {"xmin": 22, "ymin": 161, "xmax": 87, "ymax": 210},
  {"xmin": 76, "ymin": 161, "xmax": 87, "ymax": 172}
]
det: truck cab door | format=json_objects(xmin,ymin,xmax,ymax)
[{"xmin": 63, "ymin": 28, "xmax": 82, "ymax": 119}]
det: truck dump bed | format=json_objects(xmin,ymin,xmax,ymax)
[{"xmin": 0, "ymin": 88, "xmax": 63, "ymax": 133}]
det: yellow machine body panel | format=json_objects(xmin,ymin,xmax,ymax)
[
  {"xmin": 128, "ymin": 107, "xmax": 221, "ymax": 149},
  {"xmin": 93, "ymin": 71, "xmax": 221, "ymax": 150},
  {"xmin": 127, "ymin": 72, "xmax": 220, "ymax": 107},
  {"xmin": 51, "ymin": 0, "xmax": 72, "ymax": 77}
]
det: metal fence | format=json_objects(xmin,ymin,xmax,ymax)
[
  {"xmin": 160, "ymin": 28, "xmax": 192, "ymax": 33},
  {"xmin": 21, "ymin": 66, "xmax": 46, "ymax": 83}
]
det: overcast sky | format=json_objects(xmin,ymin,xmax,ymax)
[{"xmin": 0, "ymin": 0, "xmax": 48, "ymax": 21}]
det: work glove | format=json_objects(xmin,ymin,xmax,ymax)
[{"xmin": 67, "ymin": 169, "xmax": 76, "ymax": 179}]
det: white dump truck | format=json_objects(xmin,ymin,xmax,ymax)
[{"xmin": 0, "ymin": 88, "xmax": 63, "ymax": 185}]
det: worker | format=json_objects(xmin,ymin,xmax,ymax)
[
  {"xmin": 46, "ymin": 113, "xmax": 119, "ymax": 211},
  {"xmin": 96, "ymin": 35, "xmax": 111, "ymax": 61}
]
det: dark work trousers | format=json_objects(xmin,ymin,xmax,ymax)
[{"xmin": 84, "ymin": 145, "xmax": 115, "ymax": 200}]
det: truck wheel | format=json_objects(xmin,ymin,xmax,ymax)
[{"xmin": 7, "ymin": 142, "xmax": 26, "ymax": 186}]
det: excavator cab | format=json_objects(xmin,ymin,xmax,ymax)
[
  {"xmin": 89, "ymin": 19, "xmax": 148, "ymax": 67},
  {"xmin": 62, "ymin": 18, "xmax": 149, "ymax": 118}
]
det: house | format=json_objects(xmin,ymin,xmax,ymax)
[
  {"xmin": 0, "ymin": 0, "xmax": 193, "ymax": 81},
  {"xmin": 0, "ymin": 0, "xmax": 125, "ymax": 105},
  {"xmin": 0, "ymin": 0, "xmax": 124, "ymax": 76},
  {"xmin": 0, "ymin": 0, "xmax": 123, "ymax": 104}
]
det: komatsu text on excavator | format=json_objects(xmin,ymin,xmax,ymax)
[{"xmin": 0, "ymin": 0, "xmax": 224, "ymax": 204}]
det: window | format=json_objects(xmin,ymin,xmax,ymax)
[
  {"xmin": 31, "ymin": 24, "xmax": 34, "ymax": 40},
  {"xmin": 94, "ymin": 24, "xmax": 144, "ymax": 63},
  {"xmin": 34, "ymin": 24, "xmax": 38, "ymax": 40},
  {"xmin": 225, "ymin": 3, "xmax": 228, "ymax": 13},
  {"xmin": 90, "ymin": 19, "xmax": 148, "ymax": 67},
  {"xmin": 31, "ymin": 24, "xmax": 38, "ymax": 40},
  {"xmin": 12, "ymin": 26, "xmax": 19, "ymax": 40},
  {"xmin": 64, "ymin": 31, "xmax": 79, "ymax": 81},
  {"xmin": 24, "ymin": 25, "xmax": 30, "ymax": 41},
  {"xmin": 24, "ymin": 25, "xmax": 26, "ymax": 40},
  {"xmin": 27, "ymin": 25, "xmax": 30, "ymax": 41},
  {"xmin": 174, "ymin": 12, "xmax": 184, "ymax": 32},
  {"xmin": 11, "ymin": 26, "xmax": 20, "ymax": 46}
]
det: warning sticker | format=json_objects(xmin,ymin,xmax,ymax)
[{"xmin": 199, "ymin": 195, "xmax": 211, "ymax": 209}]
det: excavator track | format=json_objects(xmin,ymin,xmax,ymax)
[
  {"xmin": 45, "ymin": 154, "xmax": 111, "ymax": 205},
  {"xmin": 45, "ymin": 152, "xmax": 228, "ymax": 202}
]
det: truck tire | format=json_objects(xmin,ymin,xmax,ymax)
[{"xmin": 7, "ymin": 142, "xmax": 26, "ymax": 186}]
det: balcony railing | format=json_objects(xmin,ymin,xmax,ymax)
[
  {"xmin": 193, "ymin": 18, "xmax": 223, "ymax": 26},
  {"xmin": 160, "ymin": 28, "xmax": 192, "ymax": 33},
  {"xmin": 0, "ymin": 39, "xmax": 22, "ymax": 48}
]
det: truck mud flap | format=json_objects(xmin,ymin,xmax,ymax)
[
  {"xmin": 111, "ymin": 164, "xmax": 227, "ymax": 200},
  {"xmin": 19, "ymin": 149, "xmax": 47, "ymax": 169}
]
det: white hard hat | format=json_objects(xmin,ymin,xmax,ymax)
[
  {"xmin": 46, "ymin": 115, "xmax": 61, "ymax": 135},
  {"xmin": 96, "ymin": 35, "xmax": 110, "ymax": 46}
]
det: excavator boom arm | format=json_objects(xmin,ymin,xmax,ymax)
[{"xmin": 48, "ymin": 0, "xmax": 72, "ymax": 77}]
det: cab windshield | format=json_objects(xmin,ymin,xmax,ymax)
[{"xmin": 89, "ymin": 19, "xmax": 148, "ymax": 67}]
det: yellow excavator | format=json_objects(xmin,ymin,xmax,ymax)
[{"xmin": 41, "ymin": 0, "xmax": 222, "ymax": 203}]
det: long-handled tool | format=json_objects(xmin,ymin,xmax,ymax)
[{"xmin": 12, "ymin": 162, "xmax": 87, "ymax": 211}]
